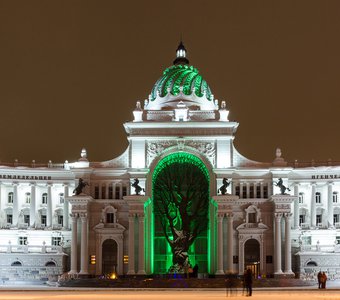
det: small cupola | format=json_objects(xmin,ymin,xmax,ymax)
[{"xmin": 173, "ymin": 41, "xmax": 189, "ymax": 65}]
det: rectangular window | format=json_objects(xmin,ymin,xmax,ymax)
[
  {"xmin": 58, "ymin": 215, "xmax": 63, "ymax": 226},
  {"xmin": 24, "ymin": 215, "xmax": 30, "ymax": 224},
  {"xmin": 59, "ymin": 193, "xmax": 64, "ymax": 204},
  {"xmin": 42, "ymin": 193, "xmax": 48, "ymax": 204},
  {"xmin": 315, "ymin": 192, "xmax": 321, "ymax": 204},
  {"xmin": 94, "ymin": 186, "xmax": 99, "ymax": 199},
  {"xmin": 8, "ymin": 192, "xmax": 13, "ymax": 204},
  {"xmin": 316, "ymin": 214, "xmax": 322, "ymax": 225},
  {"xmin": 51, "ymin": 236, "xmax": 62, "ymax": 246},
  {"xmin": 235, "ymin": 186, "xmax": 240, "ymax": 197},
  {"xmin": 18, "ymin": 236, "xmax": 27, "ymax": 245},
  {"xmin": 299, "ymin": 193, "xmax": 304, "ymax": 204},
  {"xmin": 249, "ymin": 186, "xmax": 254, "ymax": 198},
  {"xmin": 263, "ymin": 186, "xmax": 268, "ymax": 198},
  {"xmin": 108, "ymin": 185, "xmax": 113, "ymax": 199},
  {"xmin": 248, "ymin": 213, "xmax": 256, "ymax": 223},
  {"xmin": 102, "ymin": 186, "xmax": 106, "ymax": 199},
  {"xmin": 242, "ymin": 186, "xmax": 247, "ymax": 198},
  {"xmin": 256, "ymin": 185, "xmax": 261, "ymax": 198},
  {"xmin": 107, "ymin": 213, "xmax": 114, "ymax": 223},
  {"xmin": 7, "ymin": 214, "xmax": 13, "ymax": 224},
  {"xmin": 41, "ymin": 215, "xmax": 47, "ymax": 226},
  {"xmin": 266, "ymin": 256, "xmax": 273, "ymax": 264},
  {"xmin": 333, "ymin": 193, "xmax": 338, "ymax": 203},
  {"xmin": 122, "ymin": 186, "xmax": 127, "ymax": 197},
  {"xmin": 115, "ymin": 186, "xmax": 120, "ymax": 199},
  {"xmin": 299, "ymin": 215, "xmax": 305, "ymax": 225}
]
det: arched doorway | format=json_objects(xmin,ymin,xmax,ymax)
[
  {"xmin": 152, "ymin": 152, "xmax": 210, "ymax": 274},
  {"xmin": 102, "ymin": 239, "xmax": 118, "ymax": 275},
  {"xmin": 244, "ymin": 239, "xmax": 260, "ymax": 278}
]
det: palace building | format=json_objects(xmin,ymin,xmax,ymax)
[{"xmin": 1, "ymin": 43, "xmax": 340, "ymax": 283}]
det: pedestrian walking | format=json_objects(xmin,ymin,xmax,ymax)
[
  {"xmin": 317, "ymin": 271, "xmax": 322, "ymax": 289},
  {"xmin": 244, "ymin": 268, "xmax": 253, "ymax": 297},
  {"xmin": 321, "ymin": 272, "xmax": 327, "ymax": 289}
]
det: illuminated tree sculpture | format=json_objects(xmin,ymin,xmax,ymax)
[{"xmin": 153, "ymin": 153, "xmax": 209, "ymax": 273}]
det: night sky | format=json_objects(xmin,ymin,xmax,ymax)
[{"xmin": 0, "ymin": 1, "xmax": 340, "ymax": 165}]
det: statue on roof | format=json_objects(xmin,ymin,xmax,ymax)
[
  {"xmin": 131, "ymin": 178, "xmax": 144, "ymax": 195},
  {"xmin": 274, "ymin": 178, "xmax": 290, "ymax": 195},
  {"xmin": 73, "ymin": 178, "xmax": 89, "ymax": 195},
  {"xmin": 218, "ymin": 178, "xmax": 230, "ymax": 195}
]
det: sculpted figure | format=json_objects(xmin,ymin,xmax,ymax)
[
  {"xmin": 73, "ymin": 178, "xmax": 89, "ymax": 195},
  {"xmin": 274, "ymin": 178, "xmax": 290, "ymax": 195},
  {"xmin": 218, "ymin": 178, "xmax": 230, "ymax": 195},
  {"xmin": 131, "ymin": 178, "xmax": 144, "ymax": 195}
]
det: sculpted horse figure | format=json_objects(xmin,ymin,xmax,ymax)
[
  {"xmin": 274, "ymin": 178, "xmax": 290, "ymax": 195},
  {"xmin": 73, "ymin": 178, "xmax": 89, "ymax": 195},
  {"xmin": 131, "ymin": 178, "xmax": 144, "ymax": 195},
  {"xmin": 218, "ymin": 178, "xmax": 230, "ymax": 195}
]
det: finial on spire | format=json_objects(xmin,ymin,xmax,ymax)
[{"xmin": 173, "ymin": 40, "xmax": 189, "ymax": 65}]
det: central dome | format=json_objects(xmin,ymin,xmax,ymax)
[{"xmin": 145, "ymin": 42, "xmax": 216, "ymax": 111}]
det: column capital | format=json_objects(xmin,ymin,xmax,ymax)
[
  {"xmin": 30, "ymin": 183, "xmax": 36, "ymax": 187},
  {"xmin": 71, "ymin": 213, "xmax": 78, "ymax": 220},
  {"xmin": 311, "ymin": 182, "xmax": 316, "ymax": 187},
  {"xmin": 12, "ymin": 182, "xmax": 19, "ymax": 187},
  {"xmin": 129, "ymin": 213, "xmax": 136, "ymax": 219},
  {"xmin": 137, "ymin": 213, "xmax": 145, "ymax": 219},
  {"xmin": 217, "ymin": 213, "xmax": 225, "ymax": 219},
  {"xmin": 284, "ymin": 213, "xmax": 293, "ymax": 219},
  {"xmin": 328, "ymin": 181, "xmax": 334, "ymax": 186},
  {"xmin": 275, "ymin": 213, "xmax": 283, "ymax": 220},
  {"xmin": 226, "ymin": 213, "xmax": 234, "ymax": 219},
  {"xmin": 80, "ymin": 212, "xmax": 88, "ymax": 220}
]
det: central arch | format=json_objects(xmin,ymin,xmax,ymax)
[
  {"xmin": 152, "ymin": 152, "xmax": 210, "ymax": 274},
  {"xmin": 102, "ymin": 239, "xmax": 118, "ymax": 275},
  {"xmin": 244, "ymin": 239, "xmax": 260, "ymax": 278}
]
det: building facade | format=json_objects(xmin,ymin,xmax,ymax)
[{"xmin": 1, "ymin": 43, "xmax": 340, "ymax": 282}]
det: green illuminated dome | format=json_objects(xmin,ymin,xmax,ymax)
[
  {"xmin": 150, "ymin": 64, "xmax": 213, "ymax": 101},
  {"xmin": 145, "ymin": 42, "xmax": 216, "ymax": 111}
]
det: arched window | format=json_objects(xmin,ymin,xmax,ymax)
[
  {"xmin": 8, "ymin": 192, "xmax": 13, "ymax": 204},
  {"xmin": 42, "ymin": 193, "xmax": 48, "ymax": 204},
  {"xmin": 59, "ymin": 193, "xmax": 64, "ymax": 204},
  {"xmin": 299, "ymin": 192, "xmax": 304, "ymax": 204},
  {"xmin": 45, "ymin": 261, "xmax": 56, "ymax": 267},
  {"xmin": 11, "ymin": 261, "xmax": 22, "ymax": 267},
  {"xmin": 333, "ymin": 192, "xmax": 338, "ymax": 203},
  {"xmin": 25, "ymin": 192, "xmax": 31, "ymax": 204},
  {"xmin": 315, "ymin": 192, "xmax": 321, "ymax": 204}
]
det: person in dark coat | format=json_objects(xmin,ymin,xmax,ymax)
[
  {"xmin": 244, "ymin": 268, "xmax": 253, "ymax": 296},
  {"xmin": 192, "ymin": 264, "xmax": 199, "ymax": 278},
  {"xmin": 317, "ymin": 271, "xmax": 322, "ymax": 289}
]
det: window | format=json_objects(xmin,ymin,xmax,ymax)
[
  {"xmin": 122, "ymin": 186, "xmax": 127, "ymax": 197},
  {"xmin": 58, "ymin": 215, "xmax": 63, "ymax": 226},
  {"xmin": 235, "ymin": 186, "xmax": 240, "ymax": 197},
  {"xmin": 102, "ymin": 186, "xmax": 106, "ymax": 199},
  {"xmin": 299, "ymin": 215, "xmax": 305, "ymax": 225},
  {"xmin": 248, "ymin": 213, "xmax": 256, "ymax": 223},
  {"xmin": 242, "ymin": 186, "xmax": 247, "ymax": 198},
  {"xmin": 299, "ymin": 192, "xmax": 304, "ymax": 204},
  {"xmin": 59, "ymin": 193, "xmax": 64, "ymax": 204},
  {"xmin": 94, "ymin": 186, "xmax": 99, "ymax": 199},
  {"xmin": 333, "ymin": 192, "xmax": 338, "ymax": 203},
  {"xmin": 115, "ymin": 186, "xmax": 120, "ymax": 199},
  {"xmin": 42, "ymin": 193, "xmax": 48, "ymax": 204},
  {"xmin": 249, "ymin": 186, "xmax": 254, "ymax": 198},
  {"xmin": 256, "ymin": 185, "xmax": 261, "ymax": 198},
  {"xmin": 316, "ymin": 214, "xmax": 322, "ymax": 225},
  {"xmin": 18, "ymin": 236, "xmax": 27, "ymax": 245},
  {"xmin": 108, "ymin": 185, "xmax": 113, "ymax": 199},
  {"xmin": 336, "ymin": 236, "xmax": 340, "ymax": 245},
  {"xmin": 25, "ymin": 192, "xmax": 31, "ymax": 204},
  {"xmin": 7, "ymin": 214, "xmax": 13, "ymax": 224},
  {"xmin": 107, "ymin": 213, "xmax": 114, "ymax": 223},
  {"xmin": 334, "ymin": 214, "xmax": 340, "ymax": 224},
  {"xmin": 41, "ymin": 215, "xmax": 47, "ymax": 226},
  {"xmin": 315, "ymin": 192, "xmax": 321, "ymax": 204},
  {"xmin": 24, "ymin": 214, "xmax": 30, "ymax": 224},
  {"xmin": 263, "ymin": 186, "xmax": 268, "ymax": 198},
  {"xmin": 8, "ymin": 192, "xmax": 13, "ymax": 204},
  {"xmin": 51, "ymin": 237, "xmax": 61, "ymax": 246},
  {"xmin": 266, "ymin": 256, "xmax": 273, "ymax": 264}
]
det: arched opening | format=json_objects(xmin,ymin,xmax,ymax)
[
  {"xmin": 102, "ymin": 239, "xmax": 118, "ymax": 275},
  {"xmin": 152, "ymin": 152, "xmax": 210, "ymax": 274},
  {"xmin": 11, "ymin": 261, "xmax": 22, "ymax": 266},
  {"xmin": 45, "ymin": 261, "xmax": 56, "ymax": 267},
  {"xmin": 244, "ymin": 239, "xmax": 260, "ymax": 278}
]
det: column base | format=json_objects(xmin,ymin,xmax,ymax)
[
  {"xmin": 215, "ymin": 270, "xmax": 225, "ymax": 275},
  {"xmin": 283, "ymin": 271, "xmax": 295, "ymax": 278},
  {"xmin": 78, "ymin": 273, "xmax": 91, "ymax": 278},
  {"xmin": 137, "ymin": 270, "xmax": 146, "ymax": 275},
  {"xmin": 78, "ymin": 271, "xmax": 89, "ymax": 276},
  {"xmin": 68, "ymin": 270, "xmax": 78, "ymax": 275},
  {"xmin": 127, "ymin": 270, "xmax": 136, "ymax": 275}
]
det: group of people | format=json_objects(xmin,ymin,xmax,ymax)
[
  {"xmin": 317, "ymin": 271, "xmax": 328, "ymax": 289},
  {"xmin": 225, "ymin": 268, "xmax": 253, "ymax": 297}
]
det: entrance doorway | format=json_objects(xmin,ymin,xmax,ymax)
[
  {"xmin": 102, "ymin": 239, "xmax": 117, "ymax": 275},
  {"xmin": 244, "ymin": 239, "xmax": 260, "ymax": 278}
]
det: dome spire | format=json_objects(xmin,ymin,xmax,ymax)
[{"xmin": 173, "ymin": 40, "xmax": 189, "ymax": 65}]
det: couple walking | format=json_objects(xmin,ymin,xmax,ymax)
[{"xmin": 317, "ymin": 271, "xmax": 327, "ymax": 289}]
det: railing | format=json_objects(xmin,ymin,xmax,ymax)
[
  {"xmin": 0, "ymin": 162, "xmax": 65, "ymax": 169},
  {"xmin": 0, "ymin": 244, "xmax": 63, "ymax": 254},
  {"xmin": 300, "ymin": 244, "xmax": 338, "ymax": 253}
]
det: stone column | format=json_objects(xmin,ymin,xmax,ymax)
[
  {"xmin": 246, "ymin": 183, "xmax": 250, "ymax": 198},
  {"xmin": 284, "ymin": 213, "xmax": 293, "ymax": 274},
  {"xmin": 216, "ymin": 214, "xmax": 224, "ymax": 275},
  {"xmin": 63, "ymin": 184, "xmax": 69, "ymax": 229},
  {"xmin": 12, "ymin": 183, "xmax": 19, "ymax": 226},
  {"xmin": 274, "ymin": 213, "xmax": 283, "ymax": 274},
  {"xmin": 253, "ymin": 182, "xmax": 257, "ymax": 198},
  {"xmin": 69, "ymin": 213, "xmax": 78, "ymax": 274},
  {"xmin": 47, "ymin": 184, "xmax": 52, "ymax": 227},
  {"xmin": 328, "ymin": 182, "xmax": 334, "ymax": 228},
  {"xmin": 227, "ymin": 213, "xmax": 234, "ymax": 273},
  {"xmin": 311, "ymin": 183, "xmax": 316, "ymax": 228},
  {"xmin": 127, "ymin": 214, "xmax": 135, "ymax": 275},
  {"xmin": 293, "ymin": 184, "xmax": 299, "ymax": 229},
  {"xmin": 79, "ymin": 213, "xmax": 89, "ymax": 275},
  {"xmin": 137, "ymin": 214, "xmax": 146, "ymax": 275},
  {"xmin": 239, "ymin": 182, "xmax": 244, "ymax": 198},
  {"xmin": 30, "ymin": 183, "xmax": 36, "ymax": 227}
]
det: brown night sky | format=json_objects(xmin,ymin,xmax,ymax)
[{"xmin": 0, "ymin": 0, "xmax": 340, "ymax": 165}]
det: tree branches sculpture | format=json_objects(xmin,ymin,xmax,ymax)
[{"xmin": 153, "ymin": 158, "xmax": 209, "ymax": 273}]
